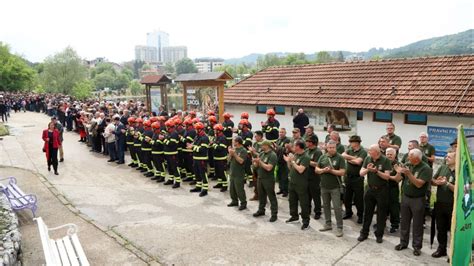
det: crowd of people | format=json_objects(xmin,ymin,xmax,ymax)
[{"xmin": 1, "ymin": 91, "xmax": 458, "ymax": 259}]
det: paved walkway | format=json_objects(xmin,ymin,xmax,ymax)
[{"xmin": 0, "ymin": 112, "xmax": 446, "ymax": 265}]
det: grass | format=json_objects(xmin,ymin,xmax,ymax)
[{"xmin": 0, "ymin": 123, "xmax": 9, "ymax": 136}]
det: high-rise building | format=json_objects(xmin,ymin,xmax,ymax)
[
  {"xmin": 146, "ymin": 30, "xmax": 169, "ymax": 62},
  {"xmin": 163, "ymin": 46, "xmax": 187, "ymax": 64},
  {"xmin": 194, "ymin": 58, "xmax": 224, "ymax": 73},
  {"xmin": 135, "ymin": 45, "xmax": 158, "ymax": 62}
]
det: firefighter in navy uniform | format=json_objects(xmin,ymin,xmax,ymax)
[
  {"xmin": 238, "ymin": 119, "xmax": 254, "ymax": 186},
  {"xmin": 212, "ymin": 124, "xmax": 229, "ymax": 192},
  {"xmin": 174, "ymin": 117, "xmax": 187, "ymax": 181},
  {"xmin": 261, "ymin": 108, "xmax": 280, "ymax": 143},
  {"xmin": 141, "ymin": 120, "xmax": 154, "ymax": 177},
  {"xmin": 163, "ymin": 119, "xmax": 181, "ymax": 188},
  {"xmin": 206, "ymin": 115, "xmax": 218, "ymax": 180},
  {"xmin": 189, "ymin": 122, "xmax": 210, "ymax": 197},
  {"xmin": 126, "ymin": 117, "xmax": 138, "ymax": 167},
  {"xmin": 133, "ymin": 118, "xmax": 145, "ymax": 171},
  {"xmin": 182, "ymin": 118, "xmax": 196, "ymax": 182},
  {"xmin": 150, "ymin": 121, "xmax": 166, "ymax": 182},
  {"xmin": 222, "ymin": 112, "xmax": 234, "ymax": 147}
]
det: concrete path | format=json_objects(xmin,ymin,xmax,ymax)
[{"xmin": 0, "ymin": 112, "xmax": 446, "ymax": 265}]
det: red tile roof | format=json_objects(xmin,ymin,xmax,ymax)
[{"xmin": 224, "ymin": 55, "xmax": 474, "ymax": 116}]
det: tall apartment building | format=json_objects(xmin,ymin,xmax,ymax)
[
  {"xmin": 146, "ymin": 30, "xmax": 169, "ymax": 62},
  {"xmin": 163, "ymin": 46, "xmax": 187, "ymax": 64},
  {"xmin": 135, "ymin": 45, "xmax": 158, "ymax": 62}
]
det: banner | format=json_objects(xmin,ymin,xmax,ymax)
[
  {"xmin": 449, "ymin": 125, "xmax": 473, "ymax": 266},
  {"xmin": 150, "ymin": 88, "xmax": 162, "ymax": 114},
  {"xmin": 186, "ymin": 87, "xmax": 218, "ymax": 116},
  {"xmin": 427, "ymin": 126, "xmax": 474, "ymax": 158}
]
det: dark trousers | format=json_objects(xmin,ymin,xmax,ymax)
[
  {"xmin": 434, "ymin": 202, "xmax": 453, "ymax": 251},
  {"xmin": 101, "ymin": 136, "xmax": 107, "ymax": 155},
  {"xmin": 215, "ymin": 160, "xmax": 227, "ymax": 187},
  {"xmin": 400, "ymin": 195, "xmax": 425, "ymax": 249},
  {"xmin": 116, "ymin": 140, "xmax": 125, "ymax": 163},
  {"xmin": 166, "ymin": 155, "xmax": 181, "ymax": 183},
  {"xmin": 151, "ymin": 154, "xmax": 165, "ymax": 177},
  {"xmin": 308, "ymin": 174, "xmax": 322, "ymax": 215},
  {"xmin": 135, "ymin": 145, "xmax": 143, "ymax": 166},
  {"xmin": 183, "ymin": 152, "xmax": 194, "ymax": 179},
  {"xmin": 388, "ymin": 184, "xmax": 400, "ymax": 228},
  {"xmin": 230, "ymin": 175, "xmax": 246, "ymax": 206},
  {"xmin": 142, "ymin": 150, "xmax": 153, "ymax": 171},
  {"xmin": 178, "ymin": 151, "xmax": 186, "ymax": 177},
  {"xmin": 193, "ymin": 160, "xmax": 208, "ymax": 190},
  {"xmin": 361, "ymin": 186, "xmax": 389, "ymax": 238},
  {"xmin": 344, "ymin": 175, "xmax": 364, "ymax": 218},
  {"xmin": 208, "ymin": 150, "xmax": 215, "ymax": 177},
  {"xmin": 244, "ymin": 156, "xmax": 253, "ymax": 182},
  {"xmin": 289, "ymin": 183, "xmax": 310, "ymax": 225},
  {"xmin": 277, "ymin": 163, "xmax": 289, "ymax": 193},
  {"xmin": 0, "ymin": 112, "xmax": 7, "ymax": 122},
  {"xmin": 258, "ymin": 178, "xmax": 278, "ymax": 216},
  {"xmin": 129, "ymin": 144, "xmax": 138, "ymax": 164},
  {"xmin": 107, "ymin": 142, "xmax": 117, "ymax": 161},
  {"xmin": 47, "ymin": 147, "xmax": 58, "ymax": 172},
  {"xmin": 93, "ymin": 135, "xmax": 101, "ymax": 152}
]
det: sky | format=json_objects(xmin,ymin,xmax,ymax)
[{"xmin": 1, "ymin": 0, "xmax": 473, "ymax": 63}]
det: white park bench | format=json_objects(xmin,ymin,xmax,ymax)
[
  {"xmin": 35, "ymin": 217, "xmax": 90, "ymax": 266},
  {"xmin": 0, "ymin": 176, "xmax": 38, "ymax": 217}
]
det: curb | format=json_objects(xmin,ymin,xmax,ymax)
[{"xmin": 0, "ymin": 165, "xmax": 161, "ymax": 265}]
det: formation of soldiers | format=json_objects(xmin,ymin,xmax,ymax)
[{"xmin": 123, "ymin": 108, "xmax": 454, "ymax": 259}]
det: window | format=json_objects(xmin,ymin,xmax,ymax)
[
  {"xmin": 405, "ymin": 113, "xmax": 427, "ymax": 125},
  {"xmin": 357, "ymin": 111, "xmax": 363, "ymax": 121},
  {"xmin": 256, "ymin": 105, "xmax": 267, "ymax": 114},
  {"xmin": 373, "ymin": 112, "xmax": 392, "ymax": 122},
  {"xmin": 274, "ymin": 106, "xmax": 285, "ymax": 115}
]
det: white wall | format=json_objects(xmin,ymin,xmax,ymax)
[{"xmin": 225, "ymin": 104, "xmax": 474, "ymax": 154}]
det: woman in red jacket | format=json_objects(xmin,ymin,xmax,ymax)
[{"xmin": 42, "ymin": 121, "xmax": 61, "ymax": 175}]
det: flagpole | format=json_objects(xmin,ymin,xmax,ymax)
[{"xmin": 448, "ymin": 124, "xmax": 461, "ymax": 265}]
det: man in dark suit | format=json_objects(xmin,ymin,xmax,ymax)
[
  {"xmin": 114, "ymin": 116, "xmax": 126, "ymax": 164},
  {"xmin": 293, "ymin": 108, "xmax": 309, "ymax": 135}
]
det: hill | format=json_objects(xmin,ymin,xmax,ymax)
[{"xmin": 223, "ymin": 29, "xmax": 473, "ymax": 64}]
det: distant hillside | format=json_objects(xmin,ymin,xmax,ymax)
[
  {"xmin": 223, "ymin": 29, "xmax": 473, "ymax": 64},
  {"xmin": 383, "ymin": 29, "xmax": 473, "ymax": 58}
]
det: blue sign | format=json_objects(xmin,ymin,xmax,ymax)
[{"xmin": 428, "ymin": 126, "xmax": 474, "ymax": 158}]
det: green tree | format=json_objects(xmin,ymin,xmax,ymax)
[
  {"xmin": 129, "ymin": 80, "xmax": 144, "ymax": 96},
  {"xmin": 175, "ymin": 58, "xmax": 198, "ymax": 75},
  {"xmin": 93, "ymin": 72, "xmax": 115, "ymax": 90},
  {"xmin": 72, "ymin": 79, "xmax": 93, "ymax": 100},
  {"xmin": 0, "ymin": 42, "xmax": 35, "ymax": 91},
  {"xmin": 164, "ymin": 62, "xmax": 175, "ymax": 75},
  {"xmin": 41, "ymin": 46, "xmax": 88, "ymax": 94},
  {"xmin": 257, "ymin": 53, "xmax": 283, "ymax": 69},
  {"xmin": 335, "ymin": 51, "xmax": 345, "ymax": 62},
  {"xmin": 315, "ymin": 51, "xmax": 333, "ymax": 64}
]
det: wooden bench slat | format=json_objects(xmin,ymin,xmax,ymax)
[
  {"xmin": 62, "ymin": 236, "xmax": 80, "ymax": 266},
  {"xmin": 56, "ymin": 239, "xmax": 72, "ymax": 266},
  {"xmin": 70, "ymin": 234, "xmax": 90, "ymax": 266}
]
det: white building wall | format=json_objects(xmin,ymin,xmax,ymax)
[{"xmin": 225, "ymin": 104, "xmax": 474, "ymax": 154}]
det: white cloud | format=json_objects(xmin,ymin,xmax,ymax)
[{"xmin": 0, "ymin": 0, "xmax": 472, "ymax": 62}]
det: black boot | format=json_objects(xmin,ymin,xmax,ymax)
[
  {"xmin": 213, "ymin": 183, "xmax": 223, "ymax": 189},
  {"xmin": 156, "ymin": 176, "xmax": 165, "ymax": 183},
  {"xmin": 220, "ymin": 186, "xmax": 228, "ymax": 192},
  {"xmin": 190, "ymin": 187, "xmax": 201, "ymax": 193},
  {"xmin": 172, "ymin": 182, "xmax": 180, "ymax": 189},
  {"xmin": 199, "ymin": 190, "xmax": 208, "ymax": 197},
  {"xmin": 163, "ymin": 179, "xmax": 174, "ymax": 185}
]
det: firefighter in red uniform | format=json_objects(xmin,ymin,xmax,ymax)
[{"xmin": 189, "ymin": 122, "xmax": 210, "ymax": 197}]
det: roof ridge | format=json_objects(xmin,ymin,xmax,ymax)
[{"xmin": 265, "ymin": 54, "xmax": 474, "ymax": 69}]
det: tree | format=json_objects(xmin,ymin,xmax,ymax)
[
  {"xmin": 164, "ymin": 62, "xmax": 175, "ymax": 75},
  {"xmin": 315, "ymin": 51, "xmax": 333, "ymax": 64},
  {"xmin": 0, "ymin": 42, "xmax": 35, "ymax": 91},
  {"xmin": 335, "ymin": 51, "xmax": 345, "ymax": 62},
  {"xmin": 91, "ymin": 62, "xmax": 131, "ymax": 90},
  {"xmin": 72, "ymin": 80, "xmax": 93, "ymax": 100},
  {"xmin": 129, "ymin": 80, "xmax": 144, "ymax": 96},
  {"xmin": 41, "ymin": 46, "xmax": 88, "ymax": 94},
  {"xmin": 175, "ymin": 58, "xmax": 198, "ymax": 75}
]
